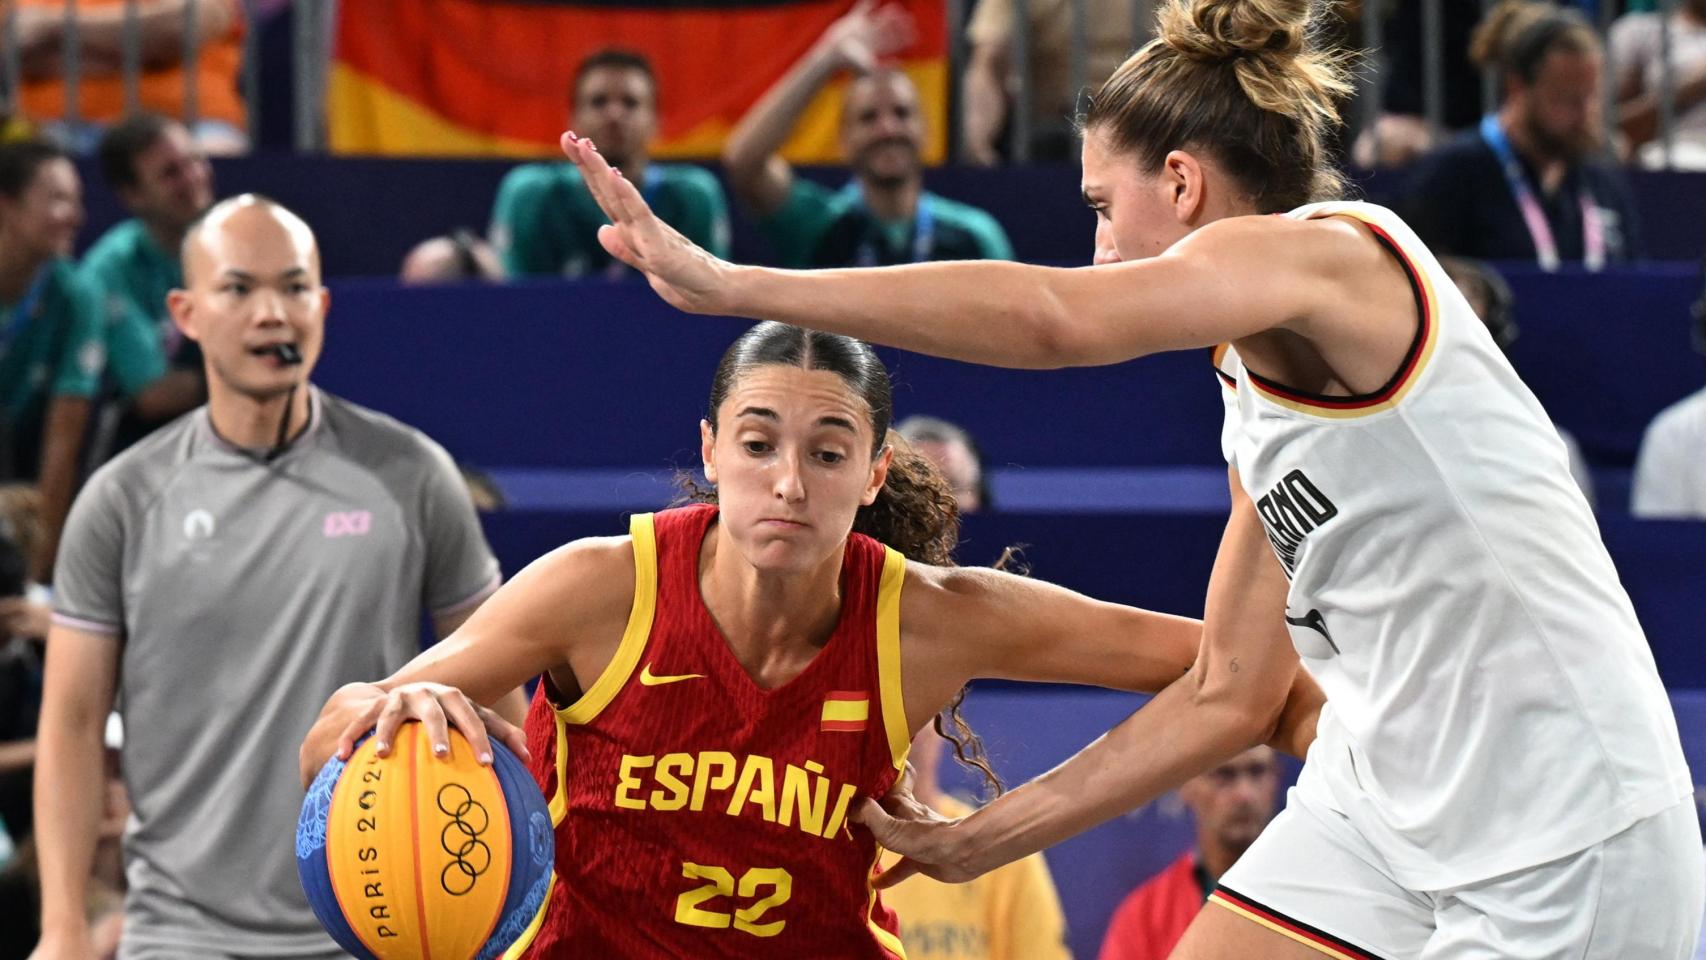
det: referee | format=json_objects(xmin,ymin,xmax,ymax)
[{"xmin": 30, "ymin": 195, "xmax": 520, "ymax": 960}]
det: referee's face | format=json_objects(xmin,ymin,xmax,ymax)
[
  {"xmin": 701, "ymin": 365, "xmax": 891, "ymax": 576},
  {"xmin": 173, "ymin": 201, "xmax": 328, "ymax": 403}
]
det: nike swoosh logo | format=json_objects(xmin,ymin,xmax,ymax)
[
  {"xmin": 1284, "ymin": 608, "xmax": 1340, "ymax": 655},
  {"xmin": 639, "ymin": 663, "xmax": 705, "ymax": 686}
]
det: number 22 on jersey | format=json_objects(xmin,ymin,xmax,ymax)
[{"xmin": 675, "ymin": 862, "xmax": 794, "ymax": 937}]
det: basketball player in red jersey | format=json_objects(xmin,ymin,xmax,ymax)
[{"xmin": 301, "ymin": 323, "xmax": 1323, "ymax": 958}]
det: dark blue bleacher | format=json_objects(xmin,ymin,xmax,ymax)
[{"xmin": 71, "ymin": 156, "xmax": 1706, "ymax": 274}]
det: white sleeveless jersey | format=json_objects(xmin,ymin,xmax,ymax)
[{"xmin": 1216, "ymin": 201, "xmax": 1691, "ymax": 890}]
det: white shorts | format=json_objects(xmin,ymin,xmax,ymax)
[{"xmin": 1211, "ymin": 787, "xmax": 1704, "ymax": 960}]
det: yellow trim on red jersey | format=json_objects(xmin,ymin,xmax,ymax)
[
  {"xmin": 875, "ymin": 547, "xmax": 910, "ymax": 772},
  {"xmin": 867, "ymin": 847, "xmax": 911, "ymax": 959},
  {"xmin": 559, "ymin": 512, "xmax": 658, "ymax": 725},
  {"xmin": 1244, "ymin": 211, "xmax": 1442, "ymax": 420},
  {"xmin": 547, "ymin": 710, "xmax": 569, "ymax": 825}
]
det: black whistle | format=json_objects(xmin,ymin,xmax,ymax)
[{"xmin": 269, "ymin": 344, "xmax": 303, "ymax": 365}]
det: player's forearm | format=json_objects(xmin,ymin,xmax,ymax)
[
  {"xmin": 723, "ymin": 260, "xmax": 1093, "ymax": 369},
  {"xmin": 1268, "ymin": 666, "xmax": 1323, "ymax": 758},
  {"xmin": 950, "ymin": 672, "xmax": 1274, "ymax": 875},
  {"xmin": 33, "ymin": 702, "xmax": 109, "ymax": 935},
  {"xmin": 722, "ymin": 42, "xmax": 842, "ymax": 177}
]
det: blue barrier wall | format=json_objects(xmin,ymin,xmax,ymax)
[
  {"xmin": 69, "ymin": 157, "xmax": 1706, "ymax": 276},
  {"xmin": 314, "ymin": 268, "xmax": 1706, "ymax": 475},
  {"xmin": 479, "ymin": 510, "xmax": 1706, "ymax": 692}
]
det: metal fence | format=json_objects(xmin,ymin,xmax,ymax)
[{"xmin": 0, "ymin": 0, "xmax": 1691, "ymax": 166}]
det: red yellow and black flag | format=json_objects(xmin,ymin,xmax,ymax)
[{"xmin": 329, "ymin": 0, "xmax": 948, "ymax": 162}]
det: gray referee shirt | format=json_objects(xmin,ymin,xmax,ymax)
[{"xmin": 53, "ymin": 387, "xmax": 501, "ymax": 956}]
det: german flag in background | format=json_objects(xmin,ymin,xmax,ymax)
[{"xmin": 329, "ymin": 0, "xmax": 948, "ymax": 163}]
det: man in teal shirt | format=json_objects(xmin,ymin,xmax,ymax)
[
  {"xmin": 81, "ymin": 114, "xmax": 211, "ymax": 457},
  {"xmin": 0, "ymin": 141, "xmax": 106, "ymax": 578},
  {"xmin": 490, "ymin": 49, "xmax": 730, "ymax": 278},
  {"xmin": 722, "ymin": 4, "xmax": 1013, "ymax": 267}
]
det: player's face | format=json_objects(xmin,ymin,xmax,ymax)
[
  {"xmin": 1518, "ymin": 48, "xmax": 1604, "ymax": 161},
  {"xmin": 1180, "ymin": 747, "xmax": 1279, "ymax": 853},
  {"xmin": 702, "ymin": 365, "xmax": 892, "ymax": 575},
  {"xmin": 1080, "ymin": 129, "xmax": 1193, "ymax": 264},
  {"xmin": 124, "ymin": 124, "xmax": 214, "ymax": 233},
  {"xmin": 842, "ymin": 74, "xmax": 924, "ymax": 187},
  {"xmin": 573, "ymin": 67, "xmax": 658, "ymax": 167},
  {"xmin": 0, "ymin": 157, "xmax": 83, "ymax": 260},
  {"xmin": 172, "ymin": 205, "xmax": 328, "ymax": 402}
]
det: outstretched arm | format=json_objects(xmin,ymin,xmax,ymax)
[
  {"xmin": 864, "ymin": 469, "xmax": 1305, "ymax": 883},
  {"xmin": 721, "ymin": 0, "xmax": 914, "ymax": 217},
  {"xmin": 298, "ymin": 536, "xmax": 634, "ymax": 786},
  {"xmin": 899, "ymin": 560, "xmax": 1321, "ymax": 757},
  {"xmin": 564, "ymin": 133, "xmax": 1351, "ymax": 368}
]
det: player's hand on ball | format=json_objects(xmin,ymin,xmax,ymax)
[
  {"xmin": 853, "ymin": 762, "xmax": 984, "ymax": 886},
  {"xmin": 300, "ymin": 681, "xmax": 529, "ymax": 788},
  {"xmin": 560, "ymin": 131, "xmax": 737, "ymax": 316}
]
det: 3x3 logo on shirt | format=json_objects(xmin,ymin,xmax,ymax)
[
  {"xmin": 181, "ymin": 509, "xmax": 374, "ymax": 541},
  {"xmin": 323, "ymin": 510, "xmax": 373, "ymax": 538}
]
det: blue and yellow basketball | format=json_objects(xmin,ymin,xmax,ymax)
[{"xmin": 296, "ymin": 722, "xmax": 552, "ymax": 960}]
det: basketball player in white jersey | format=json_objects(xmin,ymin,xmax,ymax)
[{"xmin": 551, "ymin": 0, "xmax": 1701, "ymax": 954}]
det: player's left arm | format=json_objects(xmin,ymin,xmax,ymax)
[
  {"xmin": 564, "ymin": 133, "xmax": 1359, "ymax": 368},
  {"xmin": 866, "ymin": 471, "xmax": 1309, "ymax": 883},
  {"xmin": 432, "ymin": 605, "xmax": 528, "ymax": 726},
  {"xmin": 898, "ymin": 552, "xmax": 1321, "ymax": 759}
]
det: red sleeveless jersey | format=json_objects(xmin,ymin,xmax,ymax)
[{"xmin": 506, "ymin": 505, "xmax": 911, "ymax": 959}]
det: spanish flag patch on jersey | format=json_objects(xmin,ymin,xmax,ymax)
[{"xmin": 821, "ymin": 691, "xmax": 870, "ymax": 733}]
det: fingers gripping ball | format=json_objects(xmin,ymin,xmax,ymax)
[{"xmin": 297, "ymin": 723, "xmax": 553, "ymax": 960}]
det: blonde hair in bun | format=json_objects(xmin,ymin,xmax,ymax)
[{"xmin": 1083, "ymin": 0, "xmax": 1353, "ymax": 211}]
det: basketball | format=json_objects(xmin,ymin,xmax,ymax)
[{"xmin": 295, "ymin": 722, "xmax": 552, "ymax": 960}]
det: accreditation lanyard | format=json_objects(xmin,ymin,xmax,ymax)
[
  {"xmin": 840, "ymin": 183, "xmax": 935, "ymax": 267},
  {"xmin": 1479, "ymin": 114, "xmax": 1605, "ymax": 272}
]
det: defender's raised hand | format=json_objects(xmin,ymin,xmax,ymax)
[{"xmin": 560, "ymin": 131, "xmax": 737, "ymax": 316}]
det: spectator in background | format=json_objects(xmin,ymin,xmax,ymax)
[
  {"xmin": 491, "ymin": 49, "xmax": 729, "ymax": 279},
  {"xmin": 12, "ymin": 0, "xmax": 248, "ymax": 154},
  {"xmin": 0, "ymin": 140, "xmax": 104, "ymax": 582},
  {"xmin": 1612, "ymin": 0, "xmax": 1706, "ymax": 170},
  {"xmin": 1403, "ymin": 0, "xmax": 1640, "ymax": 269},
  {"xmin": 1631, "ymin": 260, "xmax": 1706, "ymax": 517},
  {"xmin": 880, "ymin": 727, "xmax": 1072, "ymax": 960},
  {"xmin": 1097, "ymin": 747, "xmax": 1280, "ymax": 960},
  {"xmin": 723, "ymin": 2, "xmax": 1014, "ymax": 267},
  {"xmin": 81, "ymin": 114, "xmax": 210, "ymax": 461},
  {"xmin": 1351, "ymin": 0, "xmax": 1484, "ymax": 169},
  {"xmin": 400, "ymin": 229, "xmax": 506, "ymax": 285},
  {"xmin": 897, "ymin": 415, "xmax": 990, "ymax": 512},
  {"xmin": 960, "ymin": 0, "xmax": 1139, "ymax": 166},
  {"xmin": 0, "ymin": 486, "xmax": 46, "ymax": 845},
  {"xmin": 1438, "ymin": 256, "xmax": 1595, "ymax": 505}
]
